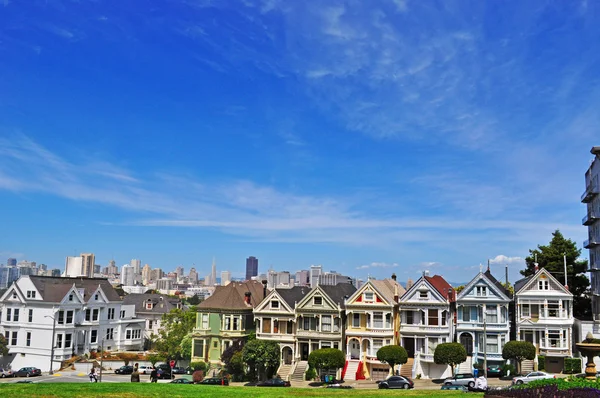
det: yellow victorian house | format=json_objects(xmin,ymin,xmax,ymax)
[{"xmin": 344, "ymin": 274, "xmax": 405, "ymax": 381}]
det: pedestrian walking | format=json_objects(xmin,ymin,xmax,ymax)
[
  {"xmin": 150, "ymin": 368, "xmax": 158, "ymax": 383},
  {"xmin": 89, "ymin": 367, "xmax": 98, "ymax": 383},
  {"xmin": 131, "ymin": 363, "xmax": 140, "ymax": 382}
]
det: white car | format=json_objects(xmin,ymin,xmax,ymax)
[
  {"xmin": 138, "ymin": 365, "xmax": 155, "ymax": 375},
  {"xmin": 512, "ymin": 371, "xmax": 555, "ymax": 385}
]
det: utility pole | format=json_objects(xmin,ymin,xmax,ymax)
[
  {"xmin": 99, "ymin": 338, "xmax": 104, "ymax": 382},
  {"xmin": 483, "ymin": 313, "xmax": 487, "ymax": 378},
  {"xmin": 45, "ymin": 311, "xmax": 57, "ymax": 375},
  {"xmin": 563, "ymin": 253, "xmax": 568, "ymax": 289}
]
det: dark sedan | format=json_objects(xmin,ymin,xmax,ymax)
[
  {"xmin": 200, "ymin": 377, "xmax": 229, "ymax": 385},
  {"xmin": 14, "ymin": 367, "xmax": 41, "ymax": 377},
  {"xmin": 172, "ymin": 367, "xmax": 186, "ymax": 374},
  {"xmin": 170, "ymin": 378, "xmax": 194, "ymax": 384},
  {"xmin": 114, "ymin": 366, "xmax": 134, "ymax": 375},
  {"xmin": 377, "ymin": 375, "xmax": 414, "ymax": 389},
  {"xmin": 256, "ymin": 378, "xmax": 291, "ymax": 387}
]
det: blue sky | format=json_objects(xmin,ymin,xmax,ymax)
[{"xmin": 0, "ymin": 0, "xmax": 597, "ymax": 283}]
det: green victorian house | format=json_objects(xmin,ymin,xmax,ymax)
[{"xmin": 192, "ymin": 280, "xmax": 267, "ymax": 364}]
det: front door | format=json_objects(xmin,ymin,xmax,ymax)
[
  {"xmin": 460, "ymin": 333, "xmax": 473, "ymax": 355},
  {"xmin": 403, "ymin": 337, "xmax": 415, "ymax": 357},
  {"xmin": 300, "ymin": 343, "xmax": 309, "ymax": 360}
]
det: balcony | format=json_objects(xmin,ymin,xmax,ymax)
[
  {"xmin": 584, "ymin": 237, "xmax": 600, "ymax": 249},
  {"xmin": 583, "ymin": 212, "xmax": 600, "ymax": 226},
  {"xmin": 582, "ymin": 184, "xmax": 599, "ymax": 203}
]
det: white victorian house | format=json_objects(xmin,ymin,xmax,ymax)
[
  {"xmin": 514, "ymin": 267, "xmax": 574, "ymax": 373},
  {"xmin": 399, "ymin": 273, "xmax": 455, "ymax": 379},
  {"xmin": 0, "ymin": 275, "xmax": 145, "ymax": 373},
  {"xmin": 293, "ymin": 283, "xmax": 356, "ymax": 380},
  {"xmin": 254, "ymin": 286, "xmax": 308, "ymax": 380},
  {"xmin": 456, "ymin": 269, "xmax": 512, "ymax": 371},
  {"xmin": 344, "ymin": 275, "xmax": 404, "ymax": 381}
]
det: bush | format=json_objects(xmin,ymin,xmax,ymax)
[
  {"xmin": 305, "ymin": 367, "xmax": 317, "ymax": 381},
  {"xmin": 501, "ymin": 362, "xmax": 515, "ymax": 377},
  {"xmin": 192, "ymin": 370, "xmax": 204, "ymax": 383},
  {"xmin": 189, "ymin": 361, "xmax": 209, "ymax": 373},
  {"xmin": 538, "ymin": 355, "xmax": 545, "ymax": 371},
  {"xmin": 564, "ymin": 358, "xmax": 582, "ymax": 374},
  {"xmin": 117, "ymin": 352, "xmax": 139, "ymax": 366}
]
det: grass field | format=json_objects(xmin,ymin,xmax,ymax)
[{"xmin": 0, "ymin": 383, "xmax": 485, "ymax": 397}]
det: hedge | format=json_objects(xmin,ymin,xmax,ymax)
[
  {"xmin": 564, "ymin": 358, "xmax": 582, "ymax": 374},
  {"xmin": 537, "ymin": 355, "xmax": 545, "ymax": 371}
]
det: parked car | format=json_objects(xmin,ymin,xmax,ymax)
[
  {"xmin": 256, "ymin": 378, "xmax": 291, "ymax": 387},
  {"xmin": 14, "ymin": 367, "xmax": 42, "ymax": 377},
  {"xmin": 441, "ymin": 385, "xmax": 467, "ymax": 391},
  {"xmin": 139, "ymin": 365, "xmax": 154, "ymax": 375},
  {"xmin": 443, "ymin": 373, "xmax": 476, "ymax": 388},
  {"xmin": 172, "ymin": 367, "xmax": 186, "ymax": 374},
  {"xmin": 170, "ymin": 378, "xmax": 194, "ymax": 384},
  {"xmin": 199, "ymin": 377, "xmax": 229, "ymax": 385},
  {"xmin": 114, "ymin": 366, "xmax": 134, "ymax": 375},
  {"xmin": 0, "ymin": 368, "xmax": 14, "ymax": 378},
  {"xmin": 512, "ymin": 371, "xmax": 555, "ymax": 385},
  {"xmin": 486, "ymin": 364, "xmax": 502, "ymax": 377},
  {"xmin": 377, "ymin": 375, "xmax": 414, "ymax": 389},
  {"xmin": 157, "ymin": 369, "xmax": 173, "ymax": 379}
]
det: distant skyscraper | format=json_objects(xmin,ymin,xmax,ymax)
[
  {"xmin": 130, "ymin": 259, "xmax": 141, "ymax": 274},
  {"xmin": 0, "ymin": 266, "xmax": 19, "ymax": 289},
  {"xmin": 189, "ymin": 267, "xmax": 198, "ymax": 283},
  {"xmin": 121, "ymin": 264, "xmax": 135, "ymax": 286},
  {"xmin": 7, "ymin": 258, "xmax": 17, "ymax": 267},
  {"xmin": 64, "ymin": 256, "xmax": 83, "ymax": 277},
  {"xmin": 175, "ymin": 266, "xmax": 184, "ymax": 279},
  {"xmin": 81, "ymin": 253, "xmax": 95, "ymax": 277},
  {"xmin": 245, "ymin": 256, "xmax": 258, "ymax": 281},
  {"xmin": 142, "ymin": 264, "xmax": 152, "ymax": 285},
  {"xmin": 295, "ymin": 270, "xmax": 310, "ymax": 286},
  {"xmin": 310, "ymin": 265, "xmax": 322, "ymax": 287},
  {"xmin": 211, "ymin": 257, "xmax": 217, "ymax": 285},
  {"xmin": 221, "ymin": 271, "xmax": 231, "ymax": 286},
  {"xmin": 150, "ymin": 268, "xmax": 163, "ymax": 282}
]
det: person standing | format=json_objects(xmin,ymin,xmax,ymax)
[
  {"xmin": 131, "ymin": 363, "xmax": 140, "ymax": 382},
  {"xmin": 150, "ymin": 368, "xmax": 158, "ymax": 383},
  {"xmin": 89, "ymin": 367, "xmax": 98, "ymax": 383}
]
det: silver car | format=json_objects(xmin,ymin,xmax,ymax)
[
  {"xmin": 512, "ymin": 371, "xmax": 554, "ymax": 385},
  {"xmin": 443, "ymin": 373, "xmax": 476, "ymax": 388}
]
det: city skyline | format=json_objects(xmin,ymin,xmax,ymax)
[{"xmin": 0, "ymin": 1, "xmax": 597, "ymax": 283}]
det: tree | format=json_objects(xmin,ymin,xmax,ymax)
[
  {"xmin": 242, "ymin": 340, "xmax": 280, "ymax": 381},
  {"xmin": 117, "ymin": 352, "xmax": 139, "ymax": 366},
  {"xmin": 376, "ymin": 345, "xmax": 408, "ymax": 375},
  {"xmin": 522, "ymin": 230, "xmax": 591, "ymax": 317},
  {"xmin": 154, "ymin": 308, "xmax": 197, "ymax": 361},
  {"xmin": 221, "ymin": 338, "xmax": 246, "ymax": 380},
  {"xmin": 187, "ymin": 294, "xmax": 202, "ymax": 305},
  {"xmin": 502, "ymin": 341, "xmax": 535, "ymax": 375},
  {"xmin": 434, "ymin": 343, "xmax": 467, "ymax": 376},
  {"xmin": 146, "ymin": 353, "xmax": 163, "ymax": 366},
  {"xmin": 307, "ymin": 348, "xmax": 345, "ymax": 377},
  {"xmin": 0, "ymin": 335, "xmax": 8, "ymax": 356}
]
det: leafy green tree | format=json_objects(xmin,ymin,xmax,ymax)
[
  {"xmin": 187, "ymin": 294, "xmax": 202, "ymax": 305},
  {"xmin": 146, "ymin": 352, "xmax": 163, "ymax": 366},
  {"xmin": 376, "ymin": 345, "xmax": 408, "ymax": 375},
  {"xmin": 180, "ymin": 335, "xmax": 193, "ymax": 360},
  {"xmin": 502, "ymin": 341, "xmax": 535, "ymax": 375},
  {"xmin": 522, "ymin": 230, "xmax": 591, "ymax": 317},
  {"xmin": 434, "ymin": 343, "xmax": 467, "ymax": 376},
  {"xmin": 0, "ymin": 335, "xmax": 8, "ymax": 356},
  {"xmin": 154, "ymin": 308, "xmax": 197, "ymax": 361},
  {"xmin": 242, "ymin": 340, "xmax": 280, "ymax": 381},
  {"xmin": 308, "ymin": 348, "xmax": 345, "ymax": 377},
  {"xmin": 117, "ymin": 352, "xmax": 138, "ymax": 366}
]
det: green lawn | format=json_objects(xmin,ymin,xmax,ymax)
[{"xmin": 0, "ymin": 383, "xmax": 484, "ymax": 398}]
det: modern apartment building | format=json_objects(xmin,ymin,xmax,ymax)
[{"xmin": 583, "ymin": 146, "xmax": 600, "ymax": 321}]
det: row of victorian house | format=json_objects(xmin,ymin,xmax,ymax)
[
  {"xmin": 0, "ymin": 275, "xmax": 182, "ymax": 373},
  {"xmin": 191, "ymin": 267, "xmax": 576, "ymax": 381}
]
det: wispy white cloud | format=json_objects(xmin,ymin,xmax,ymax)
[
  {"xmin": 489, "ymin": 255, "xmax": 524, "ymax": 265},
  {"xmin": 356, "ymin": 262, "xmax": 399, "ymax": 270}
]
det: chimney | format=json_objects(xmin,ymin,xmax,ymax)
[
  {"xmin": 391, "ymin": 273, "xmax": 397, "ymax": 281},
  {"xmin": 393, "ymin": 283, "xmax": 399, "ymax": 303},
  {"xmin": 262, "ymin": 279, "xmax": 268, "ymax": 299},
  {"xmin": 244, "ymin": 291, "xmax": 251, "ymax": 305}
]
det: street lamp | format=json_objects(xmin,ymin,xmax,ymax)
[{"xmin": 44, "ymin": 312, "xmax": 58, "ymax": 375}]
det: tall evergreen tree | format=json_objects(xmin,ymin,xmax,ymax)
[{"xmin": 521, "ymin": 230, "xmax": 590, "ymax": 318}]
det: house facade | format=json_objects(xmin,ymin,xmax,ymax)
[
  {"xmin": 582, "ymin": 146, "xmax": 600, "ymax": 321},
  {"xmin": 344, "ymin": 276, "xmax": 404, "ymax": 381},
  {"xmin": 0, "ymin": 275, "xmax": 145, "ymax": 372},
  {"xmin": 514, "ymin": 267, "xmax": 574, "ymax": 373},
  {"xmin": 399, "ymin": 273, "xmax": 455, "ymax": 379},
  {"xmin": 456, "ymin": 269, "xmax": 512, "ymax": 370},
  {"xmin": 253, "ymin": 286, "xmax": 308, "ymax": 378},
  {"xmin": 122, "ymin": 293, "xmax": 182, "ymax": 344},
  {"xmin": 191, "ymin": 280, "xmax": 266, "ymax": 364}
]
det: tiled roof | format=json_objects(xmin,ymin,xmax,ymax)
[
  {"xmin": 425, "ymin": 275, "xmax": 455, "ymax": 302},
  {"xmin": 276, "ymin": 286, "xmax": 309, "ymax": 309},
  {"xmin": 370, "ymin": 278, "xmax": 406, "ymax": 303},
  {"xmin": 29, "ymin": 275, "xmax": 122, "ymax": 303},
  {"xmin": 197, "ymin": 280, "xmax": 267, "ymax": 311},
  {"xmin": 320, "ymin": 283, "xmax": 357, "ymax": 308},
  {"xmin": 122, "ymin": 293, "xmax": 181, "ymax": 314}
]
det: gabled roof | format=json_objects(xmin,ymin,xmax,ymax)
[
  {"xmin": 122, "ymin": 293, "xmax": 182, "ymax": 314},
  {"xmin": 424, "ymin": 275, "xmax": 455, "ymax": 302},
  {"xmin": 28, "ymin": 276, "xmax": 121, "ymax": 303},
  {"xmin": 458, "ymin": 270, "xmax": 512, "ymax": 301},
  {"xmin": 347, "ymin": 278, "xmax": 405, "ymax": 306},
  {"xmin": 484, "ymin": 270, "xmax": 513, "ymax": 299},
  {"xmin": 514, "ymin": 267, "xmax": 572, "ymax": 296},
  {"xmin": 319, "ymin": 283, "xmax": 357, "ymax": 308},
  {"xmin": 277, "ymin": 286, "xmax": 309, "ymax": 309},
  {"xmin": 197, "ymin": 280, "xmax": 267, "ymax": 311}
]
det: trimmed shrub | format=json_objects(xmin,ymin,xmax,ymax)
[
  {"xmin": 538, "ymin": 355, "xmax": 545, "ymax": 371},
  {"xmin": 189, "ymin": 361, "xmax": 209, "ymax": 373},
  {"xmin": 564, "ymin": 358, "xmax": 582, "ymax": 374},
  {"xmin": 305, "ymin": 367, "xmax": 317, "ymax": 381},
  {"xmin": 501, "ymin": 362, "xmax": 515, "ymax": 377}
]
